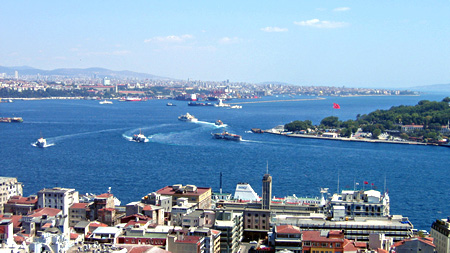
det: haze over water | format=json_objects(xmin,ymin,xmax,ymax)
[{"xmin": 1, "ymin": 93, "xmax": 448, "ymax": 230}]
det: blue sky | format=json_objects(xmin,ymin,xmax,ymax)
[{"xmin": 1, "ymin": 1, "xmax": 449, "ymax": 88}]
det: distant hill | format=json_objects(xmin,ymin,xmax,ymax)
[
  {"xmin": 410, "ymin": 83, "xmax": 450, "ymax": 92},
  {"xmin": 0, "ymin": 66, "xmax": 168, "ymax": 80}
]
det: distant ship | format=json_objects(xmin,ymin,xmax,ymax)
[
  {"xmin": 99, "ymin": 100, "xmax": 113, "ymax": 104},
  {"xmin": 125, "ymin": 97, "xmax": 143, "ymax": 102},
  {"xmin": 212, "ymin": 131, "xmax": 242, "ymax": 141},
  {"xmin": 132, "ymin": 130, "xmax": 147, "ymax": 142},
  {"xmin": 251, "ymin": 128, "xmax": 264, "ymax": 133},
  {"xmin": 35, "ymin": 137, "xmax": 47, "ymax": 148},
  {"xmin": 188, "ymin": 102, "xmax": 214, "ymax": 106},
  {"xmin": 166, "ymin": 102, "xmax": 176, "ymax": 106},
  {"xmin": 215, "ymin": 120, "xmax": 224, "ymax": 126},
  {"xmin": 178, "ymin": 113, "xmax": 198, "ymax": 122},
  {"xmin": 230, "ymin": 105, "xmax": 242, "ymax": 109},
  {"xmin": 0, "ymin": 117, "xmax": 23, "ymax": 123}
]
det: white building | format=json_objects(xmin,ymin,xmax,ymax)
[
  {"xmin": 328, "ymin": 189, "xmax": 390, "ymax": 219},
  {"xmin": 0, "ymin": 177, "xmax": 23, "ymax": 213},
  {"xmin": 103, "ymin": 77, "xmax": 111, "ymax": 85},
  {"xmin": 431, "ymin": 218, "xmax": 450, "ymax": 253},
  {"xmin": 233, "ymin": 183, "xmax": 259, "ymax": 201},
  {"xmin": 37, "ymin": 187, "xmax": 79, "ymax": 215}
]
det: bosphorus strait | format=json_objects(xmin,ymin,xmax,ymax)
[{"xmin": 1, "ymin": 94, "xmax": 448, "ymax": 231}]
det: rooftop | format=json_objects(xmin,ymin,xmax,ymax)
[
  {"xmin": 70, "ymin": 203, "xmax": 89, "ymax": 209},
  {"xmin": 29, "ymin": 207, "xmax": 62, "ymax": 217},
  {"xmin": 156, "ymin": 185, "xmax": 211, "ymax": 197},
  {"xmin": 276, "ymin": 225, "xmax": 302, "ymax": 234}
]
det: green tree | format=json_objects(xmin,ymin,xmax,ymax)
[
  {"xmin": 400, "ymin": 133, "xmax": 409, "ymax": 140},
  {"xmin": 372, "ymin": 129, "xmax": 382, "ymax": 139},
  {"xmin": 320, "ymin": 116, "xmax": 340, "ymax": 128}
]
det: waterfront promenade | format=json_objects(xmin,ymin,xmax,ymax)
[{"xmin": 264, "ymin": 130, "xmax": 432, "ymax": 146}]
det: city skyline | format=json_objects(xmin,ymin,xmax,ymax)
[{"xmin": 1, "ymin": 1, "xmax": 449, "ymax": 88}]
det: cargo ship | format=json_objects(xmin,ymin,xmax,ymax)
[
  {"xmin": 188, "ymin": 102, "xmax": 214, "ymax": 106},
  {"xmin": 0, "ymin": 117, "xmax": 23, "ymax": 123},
  {"xmin": 212, "ymin": 131, "xmax": 242, "ymax": 141}
]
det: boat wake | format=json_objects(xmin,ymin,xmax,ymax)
[
  {"xmin": 194, "ymin": 121, "xmax": 228, "ymax": 128},
  {"xmin": 122, "ymin": 124, "xmax": 173, "ymax": 142},
  {"xmin": 31, "ymin": 143, "xmax": 55, "ymax": 148},
  {"xmin": 49, "ymin": 127, "xmax": 129, "ymax": 143}
]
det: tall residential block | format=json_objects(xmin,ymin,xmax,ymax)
[
  {"xmin": 0, "ymin": 177, "xmax": 23, "ymax": 214},
  {"xmin": 37, "ymin": 187, "xmax": 79, "ymax": 215},
  {"xmin": 431, "ymin": 218, "xmax": 450, "ymax": 253}
]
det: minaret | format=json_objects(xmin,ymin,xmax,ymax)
[{"xmin": 262, "ymin": 162, "xmax": 272, "ymax": 210}]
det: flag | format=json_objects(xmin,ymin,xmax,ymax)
[
  {"xmin": 364, "ymin": 181, "xmax": 369, "ymax": 184},
  {"xmin": 333, "ymin": 103, "xmax": 341, "ymax": 109}
]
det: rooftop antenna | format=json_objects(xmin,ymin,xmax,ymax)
[
  {"xmin": 219, "ymin": 172, "xmax": 223, "ymax": 194},
  {"xmin": 266, "ymin": 160, "xmax": 269, "ymax": 174}
]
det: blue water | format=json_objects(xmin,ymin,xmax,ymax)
[{"xmin": 0, "ymin": 93, "xmax": 449, "ymax": 230}]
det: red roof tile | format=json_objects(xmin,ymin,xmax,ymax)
[
  {"xmin": 177, "ymin": 235, "xmax": 201, "ymax": 244},
  {"xmin": 70, "ymin": 203, "xmax": 88, "ymax": 209},
  {"xmin": 6, "ymin": 196, "xmax": 37, "ymax": 204},
  {"xmin": 302, "ymin": 231, "xmax": 344, "ymax": 243},
  {"xmin": 29, "ymin": 208, "xmax": 62, "ymax": 217},
  {"xmin": 156, "ymin": 185, "xmax": 211, "ymax": 197},
  {"xmin": 125, "ymin": 220, "xmax": 149, "ymax": 228},
  {"xmin": 276, "ymin": 225, "xmax": 301, "ymax": 234},
  {"xmin": 96, "ymin": 193, "xmax": 113, "ymax": 198},
  {"xmin": 0, "ymin": 215, "xmax": 22, "ymax": 228},
  {"xmin": 14, "ymin": 235, "xmax": 25, "ymax": 243},
  {"xmin": 70, "ymin": 233, "xmax": 79, "ymax": 240},
  {"xmin": 89, "ymin": 222, "xmax": 108, "ymax": 228}
]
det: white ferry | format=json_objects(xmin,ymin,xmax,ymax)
[{"xmin": 178, "ymin": 113, "xmax": 198, "ymax": 122}]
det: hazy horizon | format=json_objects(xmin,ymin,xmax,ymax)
[{"xmin": 1, "ymin": 1, "xmax": 449, "ymax": 88}]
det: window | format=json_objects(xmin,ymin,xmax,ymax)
[{"xmin": 336, "ymin": 243, "xmax": 341, "ymax": 247}]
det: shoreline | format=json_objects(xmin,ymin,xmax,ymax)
[
  {"xmin": 265, "ymin": 131, "xmax": 436, "ymax": 146},
  {"xmin": 228, "ymin": 97, "xmax": 326, "ymax": 104},
  {"xmin": 339, "ymin": 94, "xmax": 420, "ymax": 97}
]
